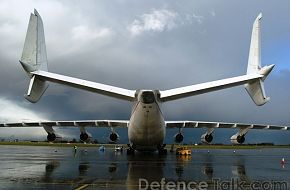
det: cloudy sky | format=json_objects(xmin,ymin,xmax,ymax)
[{"xmin": 0, "ymin": 0, "xmax": 290, "ymax": 143}]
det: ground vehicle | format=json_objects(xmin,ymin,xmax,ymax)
[{"xmin": 176, "ymin": 147, "xmax": 191, "ymax": 155}]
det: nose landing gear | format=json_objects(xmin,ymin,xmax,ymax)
[
  {"xmin": 157, "ymin": 144, "xmax": 167, "ymax": 155},
  {"xmin": 127, "ymin": 144, "xmax": 135, "ymax": 155}
]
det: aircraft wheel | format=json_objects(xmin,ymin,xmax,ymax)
[
  {"xmin": 158, "ymin": 148, "xmax": 167, "ymax": 155},
  {"xmin": 127, "ymin": 148, "xmax": 135, "ymax": 155}
]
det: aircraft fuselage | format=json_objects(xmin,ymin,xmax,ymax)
[{"xmin": 128, "ymin": 90, "xmax": 166, "ymax": 151}]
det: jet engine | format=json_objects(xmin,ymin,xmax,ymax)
[
  {"xmin": 201, "ymin": 133, "xmax": 213, "ymax": 144},
  {"xmin": 109, "ymin": 132, "xmax": 119, "ymax": 142},
  {"xmin": 80, "ymin": 132, "xmax": 92, "ymax": 142},
  {"xmin": 47, "ymin": 133, "xmax": 56, "ymax": 142},
  {"xmin": 43, "ymin": 126, "xmax": 62, "ymax": 142},
  {"xmin": 174, "ymin": 133, "xmax": 184, "ymax": 143},
  {"xmin": 231, "ymin": 134, "xmax": 245, "ymax": 144}
]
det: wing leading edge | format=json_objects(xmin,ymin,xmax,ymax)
[
  {"xmin": 0, "ymin": 120, "xmax": 129, "ymax": 128},
  {"xmin": 166, "ymin": 121, "xmax": 289, "ymax": 131}
]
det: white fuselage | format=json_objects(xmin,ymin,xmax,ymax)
[{"xmin": 128, "ymin": 90, "xmax": 166, "ymax": 151}]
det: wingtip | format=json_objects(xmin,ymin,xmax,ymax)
[
  {"xmin": 34, "ymin": 9, "xmax": 40, "ymax": 16},
  {"xmin": 257, "ymin": 12, "xmax": 262, "ymax": 20},
  {"xmin": 268, "ymin": 64, "xmax": 275, "ymax": 71},
  {"xmin": 252, "ymin": 13, "xmax": 262, "ymax": 27},
  {"xmin": 254, "ymin": 96, "xmax": 270, "ymax": 106}
]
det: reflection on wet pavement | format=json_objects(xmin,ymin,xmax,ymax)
[{"xmin": 0, "ymin": 146, "xmax": 289, "ymax": 189}]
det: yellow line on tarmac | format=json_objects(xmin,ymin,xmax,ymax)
[{"xmin": 75, "ymin": 184, "xmax": 89, "ymax": 190}]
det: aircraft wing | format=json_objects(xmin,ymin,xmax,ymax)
[
  {"xmin": 30, "ymin": 70, "xmax": 136, "ymax": 101},
  {"xmin": 159, "ymin": 14, "xmax": 275, "ymax": 105},
  {"xmin": 0, "ymin": 119, "xmax": 129, "ymax": 142},
  {"xmin": 0, "ymin": 120, "xmax": 129, "ymax": 128},
  {"xmin": 19, "ymin": 10, "xmax": 136, "ymax": 103},
  {"xmin": 166, "ymin": 121, "xmax": 289, "ymax": 130},
  {"xmin": 159, "ymin": 74, "xmax": 263, "ymax": 102}
]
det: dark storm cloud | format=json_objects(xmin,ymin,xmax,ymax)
[{"xmin": 0, "ymin": 0, "xmax": 290, "ymax": 143}]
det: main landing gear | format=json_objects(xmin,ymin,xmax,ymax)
[
  {"xmin": 126, "ymin": 144, "xmax": 167, "ymax": 155},
  {"xmin": 127, "ymin": 144, "xmax": 135, "ymax": 155},
  {"xmin": 157, "ymin": 144, "xmax": 167, "ymax": 155}
]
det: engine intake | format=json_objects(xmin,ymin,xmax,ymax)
[
  {"xmin": 174, "ymin": 133, "xmax": 183, "ymax": 143},
  {"xmin": 109, "ymin": 132, "xmax": 119, "ymax": 142},
  {"xmin": 231, "ymin": 135, "xmax": 245, "ymax": 144},
  {"xmin": 47, "ymin": 133, "xmax": 56, "ymax": 142},
  {"xmin": 201, "ymin": 134, "xmax": 213, "ymax": 144},
  {"xmin": 80, "ymin": 132, "xmax": 92, "ymax": 142}
]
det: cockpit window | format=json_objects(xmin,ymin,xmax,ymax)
[{"xmin": 141, "ymin": 91, "xmax": 155, "ymax": 104}]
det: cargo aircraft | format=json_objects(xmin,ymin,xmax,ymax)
[{"xmin": 1, "ymin": 10, "xmax": 285, "ymax": 154}]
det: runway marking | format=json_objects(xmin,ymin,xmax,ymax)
[{"xmin": 75, "ymin": 184, "xmax": 89, "ymax": 190}]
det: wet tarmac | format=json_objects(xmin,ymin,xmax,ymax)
[{"xmin": 0, "ymin": 145, "xmax": 289, "ymax": 190}]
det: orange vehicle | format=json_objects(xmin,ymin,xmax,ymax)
[{"xmin": 176, "ymin": 147, "xmax": 192, "ymax": 155}]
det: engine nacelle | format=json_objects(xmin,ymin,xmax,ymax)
[
  {"xmin": 47, "ymin": 133, "xmax": 56, "ymax": 142},
  {"xmin": 201, "ymin": 133, "xmax": 213, "ymax": 144},
  {"xmin": 231, "ymin": 134, "xmax": 245, "ymax": 144},
  {"xmin": 109, "ymin": 132, "xmax": 119, "ymax": 143},
  {"xmin": 174, "ymin": 133, "xmax": 184, "ymax": 143},
  {"xmin": 44, "ymin": 126, "xmax": 62, "ymax": 142},
  {"xmin": 80, "ymin": 132, "xmax": 92, "ymax": 142}
]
